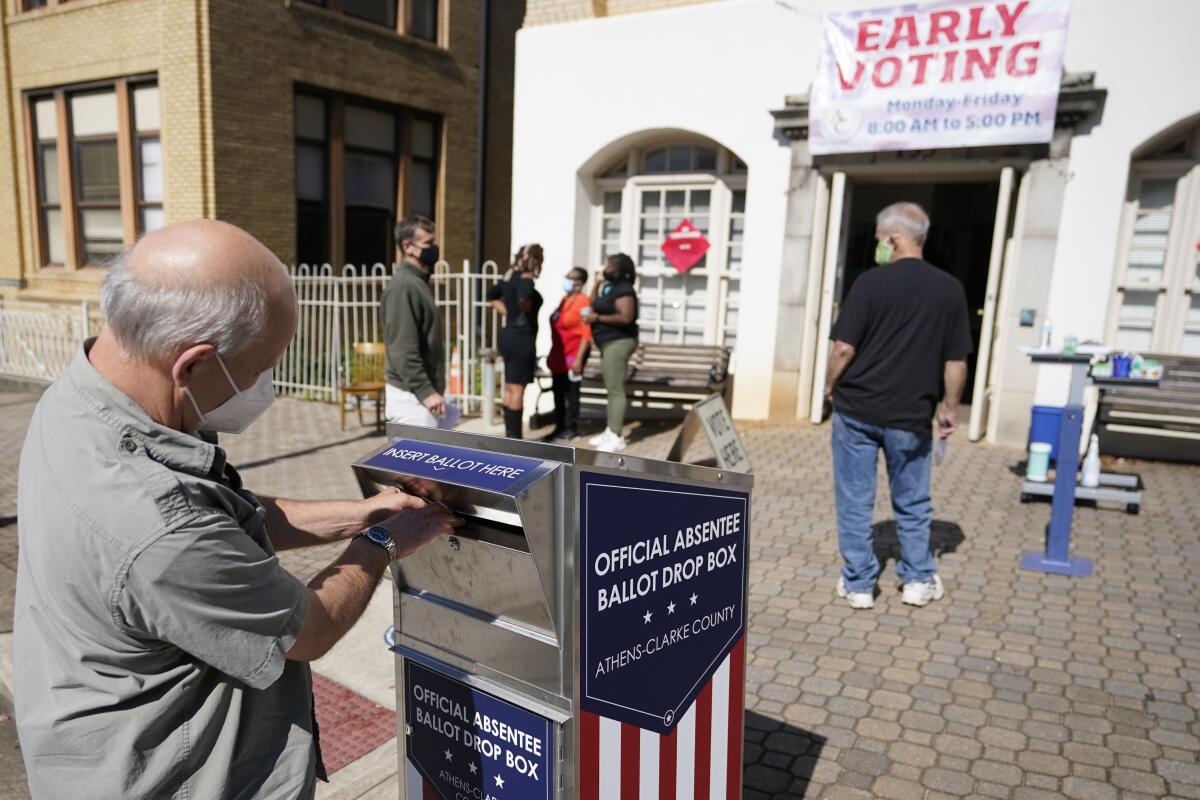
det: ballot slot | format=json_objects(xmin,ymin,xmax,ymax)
[
  {"xmin": 397, "ymin": 511, "xmax": 553, "ymax": 636},
  {"xmin": 354, "ymin": 470, "xmax": 524, "ymax": 529}
]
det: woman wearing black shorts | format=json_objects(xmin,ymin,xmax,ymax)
[{"xmin": 488, "ymin": 244, "xmax": 544, "ymax": 438}]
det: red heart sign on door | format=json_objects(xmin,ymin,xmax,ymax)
[{"xmin": 661, "ymin": 219, "xmax": 710, "ymax": 273}]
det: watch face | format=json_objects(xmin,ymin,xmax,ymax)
[{"xmin": 366, "ymin": 527, "xmax": 391, "ymax": 545}]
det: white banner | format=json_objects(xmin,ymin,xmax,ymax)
[{"xmin": 809, "ymin": 0, "xmax": 1071, "ymax": 155}]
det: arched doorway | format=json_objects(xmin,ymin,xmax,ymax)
[{"xmin": 587, "ymin": 134, "xmax": 747, "ymax": 349}]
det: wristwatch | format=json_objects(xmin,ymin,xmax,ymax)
[{"xmin": 357, "ymin": 525, "xmax": 397, "ymax": 561}]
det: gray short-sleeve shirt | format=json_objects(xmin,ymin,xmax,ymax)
[{"xmin": 14, "ymin": 344, "xmax": 317, "ymax": 799}]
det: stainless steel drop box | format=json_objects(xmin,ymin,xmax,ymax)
[{"xmin": 352, "ymin": 424, "xmax": 752, "ymax": 800}]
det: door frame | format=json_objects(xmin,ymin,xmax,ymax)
[{"xmin": 803, "ymin": 159, "xmax": 1029, "ymax": 430}]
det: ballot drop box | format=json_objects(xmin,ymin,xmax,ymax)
[{"xmin": 352, "ymin": 425, "xmax": 753, "ymax": 800}]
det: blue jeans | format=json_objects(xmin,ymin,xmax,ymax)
[{"xmin": 832, "ymin": 411, "xmax": 936, "ymax": 592}]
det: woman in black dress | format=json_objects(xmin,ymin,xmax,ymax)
[{"xmin": 488, "ymin": 244, "xmax": 544, "ymax": 439}]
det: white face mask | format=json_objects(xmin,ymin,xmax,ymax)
[{"xmin": 185, "ymin": 352, "xmax": 275, "ymax": 434}]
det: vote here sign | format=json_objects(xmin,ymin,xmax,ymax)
[
  {"xmin": 809, "ymin": 0, "xmax": 1070, "ymax": 154},
  {"xmin": 405, "ymin": 661, "xmax": 554, "ymax": 800},
  {"xmin": 579, "ymin": 471, "xmax": 749, "ymax": 735}
]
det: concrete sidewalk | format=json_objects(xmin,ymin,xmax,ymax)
[{"xmin": 3, "ymin": 390, "xmax": 1200, "ymax": 799}]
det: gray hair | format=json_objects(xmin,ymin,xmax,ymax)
[
  {"xmin": 100, "ymin": 248, "xmax": 272, "ymax": 360},
  {"xmin": 876, "ymin": 202, "xmax": 930, "ymax": 246}
]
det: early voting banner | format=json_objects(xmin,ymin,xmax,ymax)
[
  {"xmin": 578, "ymin": 471, "xmax": 749, "ymax": 793},
  {"xmin": 404, "ymin": 661, "xmax": 553, "ymax": 800},
  {"xmin": 809, "ymin": 0, "xmax": 1071, "ymax": 154}
]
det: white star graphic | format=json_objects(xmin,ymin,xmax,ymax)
[
  {"xmin": 468, "ymin": 762, "xmax": 478, "ymax": 775},
  {"xmin": 495, "ymin": 774, "xmax": 505, "ymax": 789},
  {"xmin": 643, "ymin": 610, "xmax": 653, "ymax": 624},
  {"xmin": 667, "ymin": 601, "xmax": 676, "ymax": 614},
  {"xmin": 444, "ymin": 748, "xmax": 453, "ymax": 762},
  {"xmin": 689, "ymin": 592, "xmax": 699, "ymax": 606}
]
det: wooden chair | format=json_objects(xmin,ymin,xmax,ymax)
[{"xmin": 340, "ymin": 342, "xmax": 387, "ymax": 431}]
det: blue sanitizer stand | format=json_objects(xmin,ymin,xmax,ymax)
[{"xmin": 1020, "ymin": 353, "xmax": 1094, "ymax": 577}]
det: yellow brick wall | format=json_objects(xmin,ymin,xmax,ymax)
[
  {"xmin": 0, "ymin": 0, "xmax": 506, "ymax": 303},
  {"xmin": 207, "ymin": 0, "xmax": 485, "ymax": 268},
  {"xmin": 0, "ymin": 0, "xmax": 206, "ymax": 302},
  {"xmin": 524, "ymin": 0, "xmax": 719, "ymax": 26}
]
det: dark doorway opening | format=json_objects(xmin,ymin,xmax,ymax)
[{"xmin": 839, "ymin": 180, "xmax": 999, "ymax": 393}]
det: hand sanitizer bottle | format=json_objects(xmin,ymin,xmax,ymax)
[
  {"xmin": 1039, "ymin": 318, "xmax": 1053, "ymax": 350},
  {"xmin": 1081, "ymin": 434, "xmax": 1101, "ymax": 488}
]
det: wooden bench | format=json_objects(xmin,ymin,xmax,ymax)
[
  {"xmin": 1097, "ymin": 353, "xmax": 1200, "ymax": 463},
  {"xmin": 531, "ymin": 342, "xmax": 732, "ymax": 425}
]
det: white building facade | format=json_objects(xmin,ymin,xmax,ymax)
[{"xmin": 511, "ymin": 0, "xmax": 1200, "ymax": 446}]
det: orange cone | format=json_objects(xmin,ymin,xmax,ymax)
[{"xmin": 449, "ymin": 346, "xmax": 463, "ymax": 396}]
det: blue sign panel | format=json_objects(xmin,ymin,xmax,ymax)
[
  {"xmin": 364, "ymin": 439, "xmax": 544, "ymax": 495},
  {"xmin": 405, "ymin": 661, "xmax": 554, "ymax": 800},
  {"xmin": 579, "ymin": 471, "xmax": 749, "ymax": 735}
]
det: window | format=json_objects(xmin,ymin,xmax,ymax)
[
  {"xmin": 1108, "ymin": 119, "xmax": 1200, "ymax": 355},
  {"xmin": 642, "ymin": 145, "xmax": 717, "ymax": 174},
  {"xmin": 295, "ymin": 95, "xmax": 329, "ymax": 267},
  {"xmin": 28, "ymin": 78, "xmax": 159, "ymax": 269},
  {"xmin": 32, "ymin": 98, "xmax": 63, "ymax": 265},
  {"xmin": 134, "ymin": 85, "xmax": 163, "ymax": 235},
  {"xmin": 593, "ymin": 141, "xmax": 746, "ymax": 348},
  {"xmin": 294, "ymin": 89, "xmax": 441, "ymax": 267},
  {"xmin": 296, "ymin": 0, "xmax": 439, "ymax": 42}
]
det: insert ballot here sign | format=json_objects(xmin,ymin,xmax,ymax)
[
  {"xmin": 580, "ymin": 471, "xmax": 749, "ymax": 735},
  {"xmin": 405, "ymin": 661, "xmax": 553, "ymax": 800}
]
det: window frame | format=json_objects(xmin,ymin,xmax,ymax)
[
  {"xmin": 295, "ymin": 0, "xmax": 442, "ymax": 45},
  {"xmin": 294, "ymin": 85, "xmax": 443, "ymax": 268},
  {"xmin": 24, "ymin": 75, "xmax": 157, "ymax": 273}
]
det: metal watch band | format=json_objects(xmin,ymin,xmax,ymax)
[{"xmin": 359, "ymin": 525, "xmax": 397, "ymax": 561}]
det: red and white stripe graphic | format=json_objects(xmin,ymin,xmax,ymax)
[{"xmin": 581, "ymin": 637, "xmax": 746, "ymax": 800}]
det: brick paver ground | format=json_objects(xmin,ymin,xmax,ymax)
[{"xmin": 2, "ymin": 389, "xmax": 1199, "ymax": 799}]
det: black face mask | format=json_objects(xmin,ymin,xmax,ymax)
[
  {"xmin": 603, "ymin": 270, "xmax": 619, "ymax": 282},
  {"xmin": 416, "ymin": 243, "xmax": 440, "ymax": 268}
]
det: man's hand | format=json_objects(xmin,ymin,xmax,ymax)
[
  {"xmin": 363, "ymin": 486, "xmax": 426, "ymax": 527},
  {"xmin": 377, "ymin": 500, "xmax": 463, "ymax": 559},
  {"xmin": 423, "ymin": 392, "xmax": 447, "ymax": 417},
  {"xmin": 936, "ymin": 401, "xmax": 958, "ymax": 439}
]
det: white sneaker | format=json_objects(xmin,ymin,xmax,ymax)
[
  {"xmin": 902, "ymin": 575, "xmax": 945, "ymax": 607},
  {"xmin": 597, "ymin": 433, "xmax": 626, "ymax": 453},
  {"xmin": 589, "ymin": 429, "xmax": 614, "ymax": 446},
  {"xmin": 836, "ymin": 577, "xmax": 875, "ymax": 609}
]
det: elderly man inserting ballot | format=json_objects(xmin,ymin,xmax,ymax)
[
  {"xmin": 14, "ymin": 219, "xmax": 461, "ymax": 800},
  {"xmin": 823, "ymin": 202, "xmax": 972, "ymax": 611}
]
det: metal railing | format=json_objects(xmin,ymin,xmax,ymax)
[
  {"xmin": 280, "ymin": 261, "xmax": 503, "ymax": 413},
  {"xmin": 0, "ymin": 299, "xmax": 100, "ymax": 382},
  {"xmin": 0, "ymin": 262, "xmax": 504, "ymax": 417}
]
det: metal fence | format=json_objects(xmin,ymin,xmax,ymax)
[
  {"xmin": 280, "ymin": 261, "xmax": 503, "ymax": 413},
  {"xmin": 0, "ymin": 262, "xmax": 503, "ymax": 416},
  {"xmin": 0, "ymin": 299, "xmax": 101, "ymax": 382}
]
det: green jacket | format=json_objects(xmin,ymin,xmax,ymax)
[{"xmin": 381, "ymin": 262, "xmax": 445, "ymax": 400}]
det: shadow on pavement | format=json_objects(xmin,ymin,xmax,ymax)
[
  {"xmin": 743, "ymin": 710, "xmax": 826, "ymax": 798},
  {"xmin": 236, "ymin": 431, "xmax": 383, "ymax": 471},
  {"xmin": 870, "ymin": 519, "xmax": 965, "ymax": 577}
]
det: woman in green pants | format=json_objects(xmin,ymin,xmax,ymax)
[{"xmin": 581, "ymin": 253, "xmax": 639, "ymax": 452}]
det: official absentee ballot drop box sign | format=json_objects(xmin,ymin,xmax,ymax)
[
  {"xmin": 579, "ymin": 472, "xmax": 749, "ymax": 797},
  {"xmin": 352, "ymin": 426, "xmax": 751, "ymax": 800}
]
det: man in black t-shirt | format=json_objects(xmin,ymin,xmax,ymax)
[{"xmin": 824, "ymin": 202, "xmax": 972, "ymax": 610}]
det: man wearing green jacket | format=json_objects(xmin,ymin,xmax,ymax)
[{"xmin": 382, "ymin": 214, "xmax": 446, "ymax": 426}]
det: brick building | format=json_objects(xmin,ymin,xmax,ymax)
[{"xmin": 0, "ymin": 0, "xmax": 521, "ymax": 304}]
